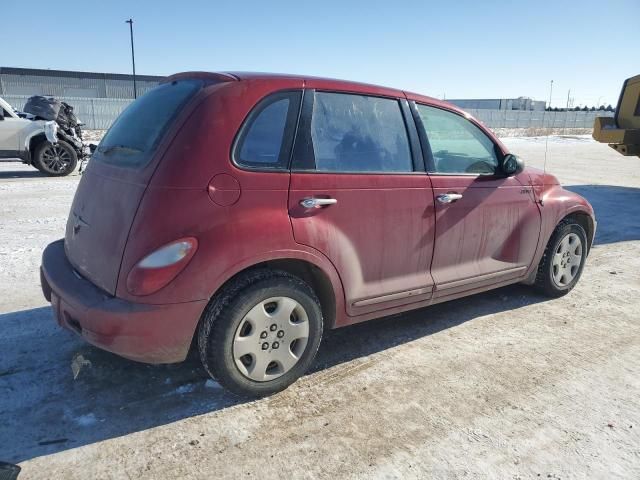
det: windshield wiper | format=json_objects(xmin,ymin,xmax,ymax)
[{"xmin": 98, "ymin": 145, "xmax": 143, "ymax": 155}]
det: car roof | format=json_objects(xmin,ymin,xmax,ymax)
[
  {"xmin": 164, "ymin": 71, "xmax": 470, "ymax": 116},
  {"xmin": 163, "ymin": 71, "xmax": 502, "ymax": 152},
  {"xmin": 227, "ymin": 71, "xmax": 387, "ymax": 88},
  {"xmin": 228, "ymin": 72, "xmax": 466, "ymax": 113}
]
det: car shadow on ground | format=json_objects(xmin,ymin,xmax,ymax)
[
  {"xmin": 0, "ymin": 168, "xmax": 48, "ymax": 179},
  {"xmin": 2, "ymin": 183, "xmax": 635, "ymax": 464},
  {"xmin": 566, "ymin": 185, "xmax": 640, "ymax": 245},
  {"xmin": 1, "ymin": 284, "xmax": 547, "ymax": 464}
]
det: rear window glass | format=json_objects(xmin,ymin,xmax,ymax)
[
  {"xmin": 234, "ymin": 91, "xmax": 301, "ymax": 170},
  {"xmin": 93, "ymin": 79, "xmax": 202, "ymax": 168},
  {"xmin": 238, "ymin": 98, "xmax": 289, "ymax": 166}
]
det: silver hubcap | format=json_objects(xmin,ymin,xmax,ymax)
[
  {"xmin": 233, "ymin": 296, "xmax": 309, "ymax": 382},
  {"xmin": 41, "ymin": 144, "xmax": 71, "ymax": 174},
  {"xmin": 552, "ymin": 233, "xmax": 583, "ymax": 287}
]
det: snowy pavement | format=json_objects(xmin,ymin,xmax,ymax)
[{"xmin": 1, "ymin": 137, "xmax": 639, "ymax": 479}]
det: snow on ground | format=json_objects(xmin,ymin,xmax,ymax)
[
  {"xmin": 503, "ymin": 134, "xmax": 640, "ymax": 188},
  {"xmin": 0, "ymin": 137, "xmax": 639, "ymax": 479}
]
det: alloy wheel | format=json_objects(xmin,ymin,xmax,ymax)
[{"xmin": 40, "ymin": 144, "xmax": 72, "ymax": 174}]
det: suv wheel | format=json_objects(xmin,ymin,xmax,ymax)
[
  {"xmin": 535, "ymin": 219, "xmax": 588, "ymax": 297},
  {"xmin": 198, "ymin": 270, "xmax": 323, "ymax": 397},
  {"xmin": 33, "ymin": 140, "xmax": 78, "ymax": 176}
]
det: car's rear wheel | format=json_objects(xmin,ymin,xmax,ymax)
[
  {"xmin": 198, "ymin": 270, "xmax": 323, "ymax": 397},
  {"xmin": 535, "ymin": 219, "xmax": 588, "ymax": 297},
  {"xmin": 33, "ymin": 140, "xmax": 78, "ymax": 176}
]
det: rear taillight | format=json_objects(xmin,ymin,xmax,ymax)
[{"xmin": 126, "ymin": 237, "xmax": 198, "ymax": 296}]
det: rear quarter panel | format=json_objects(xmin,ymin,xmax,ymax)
[{"xmin": 116, "ymin": 79, "xmax": 346, "ymax": 323}]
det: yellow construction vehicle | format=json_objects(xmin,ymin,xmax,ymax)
[{"xmin": 592, "ymin": 74, "xmax": 640, "ymax": 157}]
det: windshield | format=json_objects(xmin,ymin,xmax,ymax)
[{"xmin": 93, "ymin": 79, "xmax": 202, "ymax": 168}]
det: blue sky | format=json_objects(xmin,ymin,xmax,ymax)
[{"xmin": 2, "ymin": 0, "xmax": 638, "ymax": 107}]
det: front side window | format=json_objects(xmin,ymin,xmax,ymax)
[
  {"xmin": 417, "ymin": 105, "xmax": 498, "ymax": 174},
  {"xmin": 309, "ymin": 92, "xmax": 413, "ymax": 173}
]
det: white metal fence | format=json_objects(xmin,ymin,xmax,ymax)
[
  {"xmin": 466, "ymin": 108, "xmax": 613, "ymax": 129},
  {"xmin": 3, "ymin": 95, "xmax": 615, "ymax": 131}
]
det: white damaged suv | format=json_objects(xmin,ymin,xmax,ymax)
[{"xmin": 0, "ymin": 96, "xmax": 87, "ymax": 176}]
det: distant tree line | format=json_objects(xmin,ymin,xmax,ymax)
[{"xmin": 545, "ymin": 105, "xmax": 615, "ymax": 112}]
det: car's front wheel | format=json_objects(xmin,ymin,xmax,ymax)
[
  {"xmin": 198, "ymin": 270, "xmax": 323, "ymax": 397},
  {"xmin": 535, "ymin": 219, "xmax": 588, "ymax": 297},
  {"xmin": 33, "ymin": 140, "xmax": 78, "ymax": 177}
]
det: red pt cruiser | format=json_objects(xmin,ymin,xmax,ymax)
[{"xmin": 41, "ymin": 72, "xmax": 596, "ymax": 396}]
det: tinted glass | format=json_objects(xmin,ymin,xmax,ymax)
[
  {"xmin": 238, "ymin": 98, "xmax": 290, "ymax": 167},
  {"xmin": 94, "ymin": 79, "xmax": 202, "ymax": 168},
  {"xmin": 417, "ymin": 105, "xmax": 498, "ymax": 174},
  {"xmin": 310, "ymin": 92, "xmax": 412, "ymax": 172}
]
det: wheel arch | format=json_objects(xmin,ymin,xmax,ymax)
[
  {"xmin": 561, "ymin": 211, "xmax": 595, "ymax": 252},
  {"xmin": 186, "ymin": 252, "xmax": 344, "ymax": 360},
  {"xmin": 206, "ymin": 250, "xmax": 345, "ymax": 331},
  {"xmin": 524, "ymin": 196, "xmax": 596, "ymax": 285},
  {"xmin": 25, "ymin": 132, "xmax": 47, "ymax": 165},
  {"xmin": 252, "ymin": 258, "xmax": 337, "ymax": 330}
]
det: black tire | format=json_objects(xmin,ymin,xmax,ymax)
[
  {"xmin": 33, "ymin": 140, "xmax": 78, "ymax": 177},
  {"xmin": 198, "ymin": 270, "xmax": 323, "ymax": 397},
  {"xmin": 534, "ymin": 219, "xmax": 588, "ymax": 297}
]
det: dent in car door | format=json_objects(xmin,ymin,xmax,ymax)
[
  {"xmin": 288, "ymin": 89, "xmax": 436, "ymax": 317},
  {"xmin": 414, "ymin": 103, "xmax": 542, "ymax": 297},
  {"xmin": 430, "ymin": 175, "xmax": 541, "ymax": 297}
]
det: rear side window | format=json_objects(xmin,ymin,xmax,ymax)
[
  {"xmin": 234, "ymin": 91, "xmax": 302, "ymax": 169},
  {"xmin": 94, "ymin": 79, "xmax": 202, "ymax": 168},
  {"xmin": 308, "ymin": 92, "xmax": 413, "ymax": 173},
  {"xmin": 417, "ymin": 105, "xmax": 498, "ymax": 174}
]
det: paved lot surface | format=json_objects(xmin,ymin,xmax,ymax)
[{"xmin": 1, "ymin": 136, "xmax": 638, "ymax": 479}]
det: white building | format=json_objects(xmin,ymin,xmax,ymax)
[{"xmin": 448, "ymin": 97, "xmax": 546, "ymax": 111}]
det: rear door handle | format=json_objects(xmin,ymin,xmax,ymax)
[
  {"xmin": 300, "ymin": 197, "xmax": 338, "ymax": 208},
  {"xmin": 436, "ymin": 193, "xmax": 463, "ymax": 204}
]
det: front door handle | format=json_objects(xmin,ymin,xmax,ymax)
[
  {"xmin": 436, "ymin": 193, "xmax": 463, "ymax": 204},
  {"xmin": 300, "ymin": 197, "xmax": 338, "ymax": 208}
]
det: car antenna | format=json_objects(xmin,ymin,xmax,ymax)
[{"xmin": 543, "ymin": 79, "xmax": 554, "ymax": 175}]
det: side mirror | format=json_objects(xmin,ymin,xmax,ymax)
[
  {"xmin": 89, "ymin": 144, "xmax": 97, "ymax": 153},
  {"xmin": 501, "ymin": 153, "xmax": 524, "ymax": 176}
]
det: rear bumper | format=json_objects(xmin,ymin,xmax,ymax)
[{"xmin": 40, "ymin": 239, "xmax": 207, "ymax": 364}]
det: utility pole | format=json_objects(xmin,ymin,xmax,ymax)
[
  {"xmin": 566, "ymin": 89, "xmax": 571, "ymax": 110},
  {"xmin": 548, "ymin": 79, "xmax": 554, "ymax": 110},
  {"xmin": 125, "ymin": 18, "xmax": 137, "ymax": 99}
]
